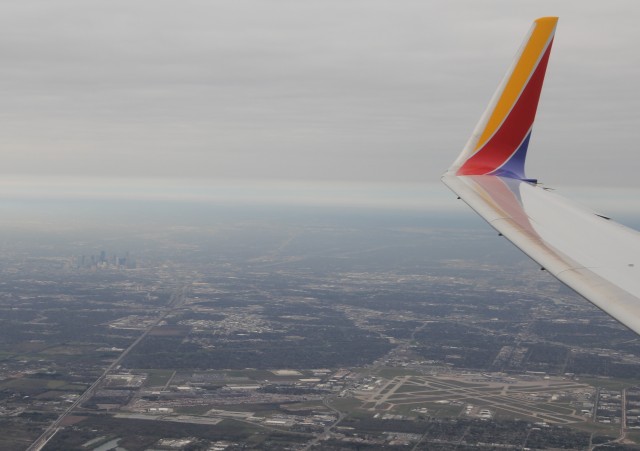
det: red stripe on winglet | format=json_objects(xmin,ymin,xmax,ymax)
[{"xmin": 458, "ymin": 39, "xmax": 554, "ymax": 176}]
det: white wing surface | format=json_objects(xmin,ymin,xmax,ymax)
[{"xmin": 442, "ymin": 18, "xmax": 640, "ymax": 334}]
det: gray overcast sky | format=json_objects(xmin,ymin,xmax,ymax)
[{"xmin": 1, "ymin": 0, "xmax": 639, "ymax": 188}]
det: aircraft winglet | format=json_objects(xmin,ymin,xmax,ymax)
[
  {"xmin": 448, "ymin": 17, "xmax": 558, "ymax": 180},
  {"xmin": 442, "ymin": 18, "xmax": 640, "ymax": 336}
]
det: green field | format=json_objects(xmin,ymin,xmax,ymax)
[
  {"xmin": 144, "ymin": 369, "xmax": 175, "ymax": 386},
  {"xmin": 625, "ymin": 431, "xmax": 640, "ymax": 444},
  {"xmin": 330, "ymin": 397, "xmax": 362, "ymax": 413},
  {"xmin": 420, "ymin": 402, "xmax": 463, "ymax": 418},
  {"xmin": 0, "ymin": 378, "xmax": 66, "ymax": 390},
  {"xmin": 579, "ymin": 377, "xmax": 636, "ymax": 391}
]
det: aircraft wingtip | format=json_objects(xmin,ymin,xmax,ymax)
[{"xmin": 448, "ymin": 18, "xmax": 557, "ymax": 180}]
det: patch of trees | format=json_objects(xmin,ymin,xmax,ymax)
[
  {"xmin": 532, "ymin": 321, "xmax": 634, "ymax": 346},
  {"xmin": 567, "ymin": 353, "xmax": 640, "ymax": 378},
  {"xmin": 526, "ymin": 426, "xmax": 590, "ymax": 449},
  {"xmin": 124, "ymin": 326, "xmax": 392, "ymax": 370}
]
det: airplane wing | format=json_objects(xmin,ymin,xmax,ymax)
[{"xmin": 442, "ymin": 17, "xmax": 640, "ymax": 335}]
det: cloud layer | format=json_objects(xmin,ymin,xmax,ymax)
[{"xmin": 1, "ymin": 1, "xmax": 638, "ymax": 187}]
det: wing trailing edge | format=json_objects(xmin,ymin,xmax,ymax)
[{"xmin": 442, "ymin": 18, "xmax": 640, "ymax": 335}]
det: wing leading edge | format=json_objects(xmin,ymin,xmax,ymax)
[{"xmin": 442, "ymin": 17, "xmax": 640, "ymax": 335}]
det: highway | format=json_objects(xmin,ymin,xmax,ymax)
[{"xmin": 26, "ymin": 285, "xmax": 189, "ymax": 451}]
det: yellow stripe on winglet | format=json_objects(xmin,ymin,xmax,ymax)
[{"xmin": 475, "ymin": 17, "xmax": 558, "ymax": 151}]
